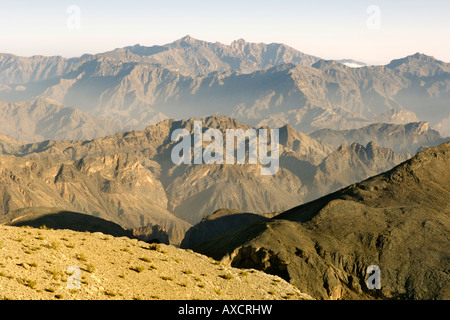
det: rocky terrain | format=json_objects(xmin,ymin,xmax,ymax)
[
  {"xmin": 0, "ymin": 38, "xmax": 448, "ymax": 139},
  {"xmin": 0, "ymin": 224, "xmax": 311, "ymax": 300},
  {"xmin": 190, "ymin": 142, "xmax": 450, "ymax": 300},
  {"xmin": 310, "ymin": 121, "xmax": 445, "ymax": 154},
  {"xmin": 0, "ymin": 36, "xmax": 448, "ymax": 302},
  {"xmin": 0, "ymin": 115, "xmax": 426, "ymax": 244}
]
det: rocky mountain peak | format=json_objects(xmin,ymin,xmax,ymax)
[{"xmin": 386, "ymin": 53, "xmax": 449, "ymax": 76}]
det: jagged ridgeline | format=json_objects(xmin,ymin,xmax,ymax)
[
  {"xmin": 0, "ymin": 37, "xmax": 449, "ymax": 141},
  {"xmin": 0, "ymin": 115, "xmax": 446, "ymax": 246}
]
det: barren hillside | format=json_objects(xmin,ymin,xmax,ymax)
[{"xmin": 0, "ymin": 224, "xmax": 311, "ymax": 300}]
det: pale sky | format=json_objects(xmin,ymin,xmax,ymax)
[{"xmin": 0, "ymin": 0, "xmax": 449, "ymax": 65}]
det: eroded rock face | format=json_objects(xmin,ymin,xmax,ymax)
[
  {"xmin": 224, "ymin": 246, "xmax": 290, "ymax": 281},
  {"xmin": 193, "ymin": 142, "xmax": 450, "ymax": 300}
]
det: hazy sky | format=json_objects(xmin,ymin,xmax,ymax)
[{"xmin": 0, "ymin": 0, "xmax": 449, "ymax": 65}]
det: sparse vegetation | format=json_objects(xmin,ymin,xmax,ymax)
[
  {"xmin": 139, "ymin": 257, "xmax": 152, "ymax": 263},
  {"xmin": 219, "ymin": 273, "xmax": 233, "ymax": 280},
  {"xmin": 76, "ymin": 253, "xmax": 87, "ymax": 262},
  {"xmin": 21, "ymin": 278, "xmax": 37, "ymax": 289},
  {"xmin": 0, "ymin": 224, "xmax": 306, "ymax": 300},
  {"xmin": 130, "ymin": 266, "xmax": 145, "ymax": 273},
  {"xmin": 50, "ymin": 241, "xmax": 59, "ymax": 250},
  {"xmin": 47, "ymin": 269, "xmax": 60, "ymax": 280},
  {"xmin": 85, "ymin": 264, "xmax": 95, "ymax": 273},
  {"xmin": 148, "ymin": 244, "xmax": 161, "ymax": 251},
  {"xmin": 104, "ymin": 290, "xmax": 117, "ymax": 297}
]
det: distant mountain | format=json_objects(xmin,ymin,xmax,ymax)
[
  {"xmin": 124, "ymin": 35, "xmax": 320, "ymax": 76},
  {"xmin": 310, "ymin": 141, "xmax": 411, "ymax": 199},
  {"xmin": 0, "ymin": 115, "xmax": 413, "ymax": 242},
  {"xmin": 0, "ymin": 98, "xmax": 123, "ymax": 142},
  {"xmin": 384, "ymin": 53, "xmax": 450, "ymax": 130},
  {"xmin": 191, "ymin": 142, "xmax": 450, "ymax": 300},
  {"xmin": 0, "ymin": 131, "xmax": 21, "ymax": 153},
  {"xmin": 0, "ymin": 35, "xmax": 320, "ymax": 85},
  {"xmin": 0, "ymin": 39, "xmax": 448, "ymax": 138},
  {"xmin": 310, "ymin": 121, "xmax": 445, "ymax": 154},
  {"xmin": 371, "ymin": 108, "xmax": 419, "ymax": 125}
]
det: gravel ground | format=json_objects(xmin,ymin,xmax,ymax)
[{"xmin": 0, "ymin": 225, "xmax": 312, "ymax": 300}]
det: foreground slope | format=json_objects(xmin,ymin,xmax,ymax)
[
  {"xmin": 192, "ymin": 142, "xmax": 450, "ymax": 300},
  {"xmin": 0, "ymin": 225, "xmax": 311, "ymax": 300}
]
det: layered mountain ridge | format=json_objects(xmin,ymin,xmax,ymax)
[
  {"xmin": 0, "ymin": 37, "xmax": 448, "ymax": 140},
  {"xmin": 1, "ymin": 115, "xmax": 439, "ymax": 245}
]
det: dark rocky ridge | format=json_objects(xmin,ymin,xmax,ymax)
[
  {"xmin": 191, "ymin": 142, "xmax": 450, "ymax": 300},
  {"xmin": 0, "ymin": 207, "xmax": 133, "ymax": 238}
]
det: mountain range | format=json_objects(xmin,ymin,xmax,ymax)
[
  {"xmin": 0, "ymin": 36, "xmax": 448, "ymax": 300},
  {"xmin": 0, "ymin": 36, "xmax": 448, "ymax": 142},
  {"xmin": 2, "ymin": 115, "xmax": 443, "ymax": 245}
]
